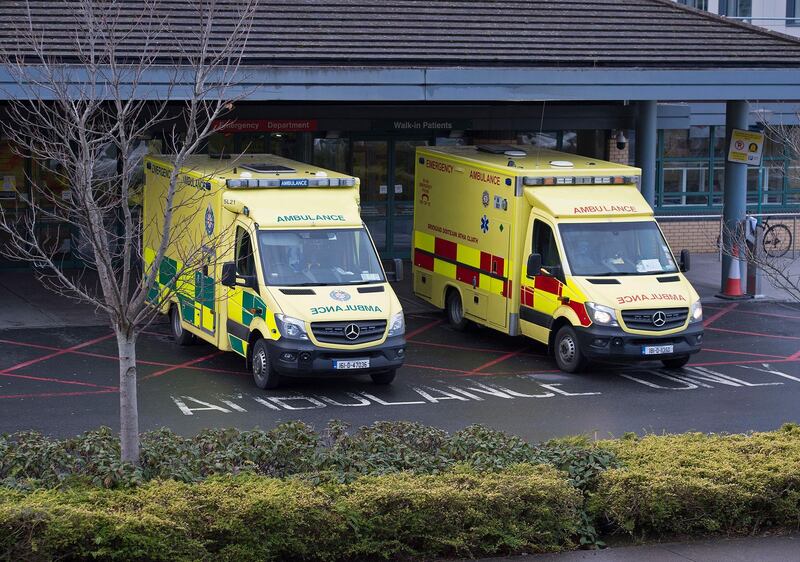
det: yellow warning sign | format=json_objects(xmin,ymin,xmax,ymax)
[{"xmin": 728, "ymin": 129, "xmax": 764, "ymax": 166}]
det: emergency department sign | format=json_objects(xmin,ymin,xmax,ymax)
[{"xmin": 728, "ymin": 129, "xmax": 764, "ymax": 166}]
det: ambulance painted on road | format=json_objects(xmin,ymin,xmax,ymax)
[
  {"xmin": 143, "ymin": 154, "xmax": 406, "ymax": 388},
  {"xmin": 412, "ymin": 145, "xmax": 703, "ymax": 372}
]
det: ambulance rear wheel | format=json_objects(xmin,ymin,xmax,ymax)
[
  {"xmin": 446, "ymin": 290, "xmax": 469, "ymax": 331},
  {"xmin": 662, "ymin": 355, "xmax": 690, "ymax": 369},
  {"xmin": 170, "ymin": 305, "xmax": 195, "ymax": 346},
  {"xmin": 554, "ymin": 325, "xmax": 588, "ymax": 373},
  {"xmin": 370, "ymin": 370, "xmax": 396, "ymax": 385},
  {"xmin": 251, "ymin": 339, "xmax": 280, "ymax": 389}
]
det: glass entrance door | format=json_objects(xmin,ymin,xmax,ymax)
[
  {"xmin": 314, "ymin": 137, "xmax": 430, "ymax": 258},
  {"xmin": 352, "ymin": 140, "xmax": 388, "ymax": 253}
]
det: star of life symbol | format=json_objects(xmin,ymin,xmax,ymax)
[
  {"xmin": 344, "ymin": 323, "xmax": 360, "ymax": 340},
  {"xmin": 204, "ymin": 204, "xmax": 214, "ymax": 236},
  {"xmin": 480, "ymin": 215, "xmax": 489, "ymax": 234},
  {"xmin": 330, "ymin": 290, "xmax": 351, "ymax": 301}
]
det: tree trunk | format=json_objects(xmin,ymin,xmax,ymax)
[{"xmin": 117, "ymin": 330, "xmax": 140, "ymax": 464}]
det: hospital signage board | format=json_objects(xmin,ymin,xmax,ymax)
[{"xmin": 728, "ymin": 129, "xmax": 764, "ymax": 166}]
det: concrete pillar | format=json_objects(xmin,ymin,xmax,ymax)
[
  {"xmin": 720, "ymin": 100, "xmax": 749, "ymax": 294},
  {"xmin": 635, "ymin": 100, "xmax": 657, "ymax": 206}
]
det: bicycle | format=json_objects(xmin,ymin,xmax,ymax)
[
  {"xmin": 715, "ymin": 216, "xmax": 793, "ymax": 258},
  {"xmin": 760, "ymin": 216, "xmax": 793, "ymax": 258}
]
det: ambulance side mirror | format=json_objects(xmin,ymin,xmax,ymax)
[
  {"xmin": 384, "ymin": 258, "xmax": 404, "ymax": 283},
  {"xmin": 679, "ymin": 249, "xmax": 691, "ymax": 273},
  {"xmin": 221, "ymin": 262, "xmax": 257, "ymax": 289},
  {"xmin": 526, "ymin": 253, "xmax": 542, "ymax": 279}
]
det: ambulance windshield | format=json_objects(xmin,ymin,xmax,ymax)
[
  {"xmin": 559, "ymin": 221, "xmax": 678, "ymax": 277},
  {"xmin": 257, "ymin": 227, "xmax": 385, "ymax": 286}
]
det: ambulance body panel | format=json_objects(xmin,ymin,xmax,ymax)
[
  {"xmin": 143, "ymin": 154, "xmax": 405, "ymax": 388},
  {"xmin": 412, "ymin": 145, "xmax": 703, "ymax": 372}
]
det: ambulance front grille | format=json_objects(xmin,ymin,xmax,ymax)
[
  {"xmin": 311, "ymin": 320, "xmax": 387, "ymax": 344},
  {"xmin": 621, "ymin": 308, "xmax": 688, "ymax": 331}
]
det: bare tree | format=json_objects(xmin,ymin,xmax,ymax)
[{"xmin": 0, "ymin": 0, "xmax": 256, "ymax": 463}]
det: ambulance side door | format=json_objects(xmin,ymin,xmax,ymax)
[
  {"xmin": 225, "ymin": 223, "xmax": 262, "ymax": 357},
  {"xmin": 519, "ymin": 216, "xmax": 566, "ymax": 344}
]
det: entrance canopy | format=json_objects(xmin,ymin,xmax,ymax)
[{"xmin": 1, "ymin": 0, "xmax": 800, "ymax": 102}]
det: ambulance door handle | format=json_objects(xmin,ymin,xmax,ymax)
[
  {"xmin": 471, "ymin": 276, "xmax": 477, "ymax": 289},
  {"xmin": 474, "ymin": 296, "xmax": 479, "ymax": 305}
]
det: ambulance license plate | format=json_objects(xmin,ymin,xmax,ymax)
[
  {"xmin": 642, "ymin": 345, "xmax": 673, "ymax": 355},
  {"xmin": 334, "ymin": 359, "xmax": 370, "ymax": 370}
]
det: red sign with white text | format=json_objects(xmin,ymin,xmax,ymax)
[{"xmin": 212, "ymin": 119, "xmax": 318, "ymax": 133}]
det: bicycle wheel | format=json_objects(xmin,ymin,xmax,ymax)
[{"xmin": 762, "ymin": 223, "xmax": 792, "ymax": 258}]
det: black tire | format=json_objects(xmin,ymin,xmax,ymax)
[
  {"xmin": 762, "ymin": 223, "xmax": 792, "ymax": 258},
  {"xmin": 554, "ymin": 325, "xmax": 588, "ymax": 373},
  {"xmin": 251, "ymin": 338, "xmax": 280, "ymax": 389},
  {"xmin": 445, "ymin": 290, "xmax": 469, "ymax": 331},
  {"xmin": 170, "ymin": 305, "xmax": 195, "ymax": 346},
  {"xmin": 370, "ymin": 370, "xmax": 396, "ymax": 385},
  {"xmin": 662, "ymin": 355, "xmax": 691, "ymax": 369}
]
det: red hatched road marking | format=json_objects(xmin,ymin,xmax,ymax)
[
  {"xmin": 469, "ymin": 346, "xmax": 529, "ymax": 374},
  {"xmin": 141, "ymin": 351, "xmax": 224, "ymax": 381},
  {"xmin": 703, "ymin": 302, "xmax": 738, "ymax": 327},
  {"xmin": 0, "ymin": 389, "xmax": 117, "ymax": 400},
  {"xmin": 0, "ymin": 371, "xmax": 117, "ymax": 389},
  {"xmin": 705, "ymin": 326, "xmax": 800, "ymax": 341},
  {"xmin": 3, "ymin": 333, "xmax": 115, "ymax": 372},
  {"xmin": 405, "ymin": 319, "xmax": 444, "ymax": 340}
]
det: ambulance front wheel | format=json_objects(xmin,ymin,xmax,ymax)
[
  {"xmin": 446, "ymin": 289, "xmax": 469, "ymax": 331},
  {"xmin": 252, "ymin": 339, "xmax": 280, "ymax": 389},
  {"xmin": 370, "ymin": 370, "xmax": 396, "ymax": 385},
  {"xmin": 554, "ymin": 325, "xmax": 588, "ymax": 373},
  {"xmin": 170, "ymin": 305, "xmax": 195, "ymax": 346}
]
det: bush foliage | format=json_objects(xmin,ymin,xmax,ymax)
[
  {"xmin": 591, "ymin": 423, "xmax": 800, "ymax": 537},
  {"xmin": 0, "ymin": 421, "xmax": 615, "ymax": 490},
  {"xmin": 0, "ymin": 466, "xmax": 580, "ymax": 561}
]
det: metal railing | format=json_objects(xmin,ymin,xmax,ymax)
[{"xmin": 657, "ymin": 213, "xmax": 800, "ymax": 261}]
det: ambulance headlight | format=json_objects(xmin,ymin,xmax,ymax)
[
  {"xmin": 690, "ymin": 300, "xmax": 703, "ymax": 323},
  {"xmin": 387, "ymin": 312, "xmax": 405, "ymax": 337},
  {"xmin": 275, "ymin": 314, "xmax": 308, "ymax": 340},
  {"xmin": 585, "ymin": 302, "xmax": 618, "ymax": 326}
]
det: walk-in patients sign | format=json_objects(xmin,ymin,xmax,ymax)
[{"xmin": 728, "ymin": 129, "xmax": 764, "ymax": 166}]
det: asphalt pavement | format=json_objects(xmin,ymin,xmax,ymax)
[{"xmin": 1, "ymin": 298, "xmax": 799, "ymax": 439}]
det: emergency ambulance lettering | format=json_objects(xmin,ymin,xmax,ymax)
[
  {"xmin": 425, "ymin": 159, "xmax": 454, "ymax": 174},
  {"xmin": 573, "ymin": 205, "xmax": 636, "ymax": 214},
  {"xmin": 616, "ymin": 293, "xmax": 687, "ymax": 305},
  {"xmin": 469, "ymin": 170, "xmax": 501, "ymax": 185},
  {"xmin": 310, "ymin": 304, "xmax": 383, "ymax": 315},
  {"xmin": 277, "ymin": 214, "xmax": 346, "ymax": 222}
]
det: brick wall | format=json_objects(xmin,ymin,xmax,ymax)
[
  {"xmin": 657, "ymin": 219, "xmax": 721, "ymax": 253},
  {"xmin": 606, "ymin": 137, "xmax": 630, "ymax": 165},
  {"xmin": 657, "ymin": 216, "xmax": 800, "ymax": 255}
]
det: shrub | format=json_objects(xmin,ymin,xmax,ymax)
[
  {"xmin": 590, "ymin": 424, "xmax": 800, "ymax": 537},
  {"xmin": 0, "ymin": 422, "xmax": 616, "ymax": 491},
  {"xmin": 0, "ymin": 466, "xmax": 580, "ymax": 561}
]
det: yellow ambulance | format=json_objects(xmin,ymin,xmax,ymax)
[
  {"xmin": 412, "ymin": 145, "xmax": 703, "ymax": 373},
  {"xmin": 143, "ymin": 153, "xmax": 406, "ymax": 388}
]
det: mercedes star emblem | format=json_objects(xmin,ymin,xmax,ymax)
[
  {"xmin": 652, "ymin": 311, "xmax": 667, "ymax": 327},
  {"xmin": 344, "ymin": 323, "xmax": 360, "ymax": 340}
]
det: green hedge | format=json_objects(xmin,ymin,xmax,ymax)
[
  {"xmin": 0, "ymin": 465, "xmax": 581, "ymax": 561},
  {"xmin": 590, "ymin": 424, "xmax": 800, "ymax": 537}
]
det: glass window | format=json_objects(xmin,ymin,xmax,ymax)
[
  {"xmin": 661, "ymin": 161, "xmax": 709, "ymax": 206},
  {"xmin": 559, "ymin": 222, "xmax": 678, "ymax": 277},
  {"xmin": 678, "ymin": 0, "xmax": 708, "ymax": 9},
  {"xmin": 235, "ymin": 226, "xmax": 255, "ymax": 277},
  {"xmin": 663, "ymin": 127, "xmax": 710, "ymax": 158},
  {"xmin": 312, "ymin": 138, "xmax": 348, "ymax": 172},
  {"xmin": 790, "ymin": 0, "xmax": 800, "ymax": 25},
  {"xmin": 257, "ymin": 228, "xmax": 384, "ymax": 286},
  {"xmin": 532, "ymin": 220, "xmax": 562, "ymax": 270},
  {"xmin": 719, "ymin": 0, "xmax": 751, "ymax": 20}
]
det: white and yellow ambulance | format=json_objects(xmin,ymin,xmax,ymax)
[
  {"xmin": 143, "ymin": 153, "xmax": 405, "ymax": 388},
  {"xmin": 412, "ymin": 145, "xmax": 703, "ymax": 372}
]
